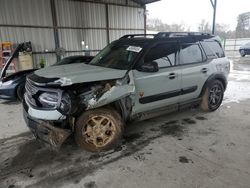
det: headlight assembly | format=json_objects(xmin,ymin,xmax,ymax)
[
  {"xmin": 38, "ymin": 92, "xmax": 58, "ymax": 108},
  {"xmin": 38, "ymin": 91, "xmax": 77, "ymax": 115}
]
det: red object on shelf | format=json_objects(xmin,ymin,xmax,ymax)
[{"xmin": 0, "ymin": 42, "xmax": 16, "ymax": 74}]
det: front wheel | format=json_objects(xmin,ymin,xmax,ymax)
[
  {"xmin": 74, "ymin": 108, "xmax": 123, "ymax": 152},
  {"xmin": 200, "ymin": 80, "xmax": 224, "ymax": 112}
]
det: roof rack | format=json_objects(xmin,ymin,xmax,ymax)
[
  {"xmin": 155, "ymin": 32, "xmax": 212, "ymax": 38},
  {"xmin": 120, "ymin": 32, "xmax": 213, "ymax": 40},
  {"xmin": 120, "ymin": 34, "xmax": 156, "ymax": 39}
]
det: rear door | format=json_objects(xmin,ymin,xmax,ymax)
[
  {"xmin": 132, "ymin": 42, "xmax": 182, "ymax": 114},
  {"xmin": 179, "ymin": 42, "xmax": 209, "ymax": 102}
]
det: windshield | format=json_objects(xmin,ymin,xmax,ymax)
[{"xmin": 89, "ymin": 42, "xmax": 142, "ymax": 70}]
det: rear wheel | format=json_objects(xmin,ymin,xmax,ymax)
[
  {"xmin": 200, "ymin": 80, "xmax": 224, "ymax": 112},
  {"xmin": 74, "ymin": 108, "xmax": 123, "ymax": 152},
  {"xmin": 240, "ymin": 50, "xmax": 246, "ymax": 57}
]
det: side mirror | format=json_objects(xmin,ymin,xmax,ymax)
[{"xmin": 137, "ymin": 61, "xmax": 159, "ymax": 73}]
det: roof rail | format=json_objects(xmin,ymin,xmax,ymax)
[
  {"xmin": 120, "ymin": 34, "xmax": 156, "ymax": 39},
  {"xmin": 120, "ymin": 32, "xmax": 214, "ymax": 40},
  {"xmin": 154, "ymin": 32, "xmax": 213, "ymax": 38}
]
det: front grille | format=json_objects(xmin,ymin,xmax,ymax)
[
  {"xmin": 25, "ymin": 78, "xmax": 39, "ymax": 107},
  {"xmin": 26, "ymin": 79, "xmax": 39, "ymax": 96}
]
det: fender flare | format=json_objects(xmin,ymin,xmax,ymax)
[{"xmin": 199, "ymin": 73, "xmax": 227, "ymax": 97}]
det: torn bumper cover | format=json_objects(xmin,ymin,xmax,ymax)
[
  {"xmin": 86, "ymin": 72, "xmax": 135, "ymax": 110},
  {"xmin": 23, "ymin": 101, "xmax": 71, "ymax": 147}
]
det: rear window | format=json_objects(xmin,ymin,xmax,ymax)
[{"xmin": 201, "ymin": 41, "xmax": 225, "ymax": 59}]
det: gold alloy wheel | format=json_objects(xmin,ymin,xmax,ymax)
[{"xmin": 83, "ymin": 115, "xmax": 116, "ymax": 148}]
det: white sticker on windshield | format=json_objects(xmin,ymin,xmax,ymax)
[{"xmin": 126, "ymin": 46, "xmax": 142, "ymax": 53}]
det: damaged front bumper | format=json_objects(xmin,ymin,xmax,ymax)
[{"xmin": 23, "ymin": 100, "xmax": 71, "ymax": 147}]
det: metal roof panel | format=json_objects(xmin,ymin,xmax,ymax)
[{"xmin": 132, "ymin": 0, "xmax": 160, "ymax": 5}]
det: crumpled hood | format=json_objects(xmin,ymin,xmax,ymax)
[{"xmin": 34, "ymin": 63, "xmax": 127, "ymax": 85}]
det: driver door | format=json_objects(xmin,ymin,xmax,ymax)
[{"xmin": 132, "ymin": 42, "xmax": 181, "ymax": 114}]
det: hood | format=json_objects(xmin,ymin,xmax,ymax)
[{"xmin": 34, "ymin": 63, "xmax": 127, "ymax": 85}]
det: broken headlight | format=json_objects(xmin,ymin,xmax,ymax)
[
  {"xmin": 38, "ymin": 92, "xmax": 58, "ymax": 109},
  {"xmin": 59, "ymin": 92, "xmax": 74, "ymax": 115}
]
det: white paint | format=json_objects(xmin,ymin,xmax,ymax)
[
  {"xmin": 27, "ymin": 103, "xmax": 66, "ymax": 120},
  {"xmin": 126, "ymin": 46, "xmax": 142, "ymax": 53}
]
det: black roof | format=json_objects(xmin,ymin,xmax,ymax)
[
  {"xmin": 117, "ymin": 32, "xmax": 215, "ymax": 46},
  {"xmin": 121, "ymin": 32, "xmax": 213, "ymax": 39}
]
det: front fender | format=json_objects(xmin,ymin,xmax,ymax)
[{"xmin": 87, "ymin": 71, "xmax": 135, "ymax": 110}]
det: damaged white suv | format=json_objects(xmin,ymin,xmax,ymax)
[{"xmin": 23, "ymin": 32, "xmax": 230, "ymax": 151}]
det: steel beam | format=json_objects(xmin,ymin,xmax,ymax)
[{"xmin": 210, "ymin": 0, "xmax": 217, "ymax": 34}]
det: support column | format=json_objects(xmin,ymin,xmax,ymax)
[
  {"xmin": 210, "ymin": 0, "xmax": 217, "ymax": 34},
  {"xmin": 105, "ymin": 4, "xmax": 110, "ymax": 44},
  {"xmin": 50, "ymin": 0, "xmax": 61, "ymax": 61},
  {"xmin": 144, "ymin": 5, "xmax": 147, "ymax": 34}
]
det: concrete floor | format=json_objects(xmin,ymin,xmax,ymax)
[{"xmin": 0, "ymin": 57, "xmax": 250, "ymax": 188}]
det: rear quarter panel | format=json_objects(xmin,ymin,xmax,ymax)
[{"xmin": 208, "ymin": 57, "xmax": 230, "ymax": 79}]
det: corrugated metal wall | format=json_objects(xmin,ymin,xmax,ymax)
[
  {"xmin": 0, "ymin": 0, "xmax": 56, "ymax": 65},
  {"xmin": 0, "ymin": 0, "xmax": 53, "ymax": 26},
  {"xmin": 55, "ymin": 0, "xmax": 108, "ymax": 56},
  {"xmin": 0, "ymin": 0, "xmax": 145, "ymax": 66},
  {"xmin": 109, "ymin": 5, "xmax": 144, "ymax": 29}
]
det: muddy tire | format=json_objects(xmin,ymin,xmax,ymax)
[
  {"xmin": 200, "ymin": 80, "xmax": 224, "ymax": 112},
  {"xmin": 74, "ymin": 108, "xmax": 123, "ymax": 152}
]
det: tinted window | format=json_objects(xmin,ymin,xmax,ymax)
[
  {"xmin": 180, "ymin": 44, "xmax": 203, "ymax": 64},
  {"xmin": 144, "ymin": 43, "xmax": 178, "ymax": 68},
  {"xmin": 90, "ymin": 42, "xmax": 141, "ymax": 70},
  {"xmin": 205, "ymin": 41, "xmax": 225, "ymax": 58},
  {"xmin": 244, "ymin": 42, "xmax": 250, "ymax": 47},
  {"xmin": 201, "ymin": 42, "xmax": 217, "ymax": 59}
]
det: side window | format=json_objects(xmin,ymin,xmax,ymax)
[
  {"xmin": 144, "ymin": 43, "xmax": 178, "ymax": 69},
  {"xmin": 200, "ymin": 42, "xmax": 217, "ymax": 59},
  {"xmin": 180, "ymin": 43, "xmax": 203, "ymax": 64},
  {"xmin": 204, "ymin": 41, "xmax": 225, "ymax": 58}
]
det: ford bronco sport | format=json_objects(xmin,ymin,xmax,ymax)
[{"xmin": 23, "ymin": 32, "xmax": 230, "ymax": 152}]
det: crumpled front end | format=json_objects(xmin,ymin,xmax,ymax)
[
  {"xmin": 23, "ymin": 99, "xmax": 71, "ymax": 147},
  {"xmin": 83, "ymin": 71, "xmax": 135, "ymax": 110},
  {"xmin": 23, "ymin": 71, "xmax": 135, "ymax": 148}
]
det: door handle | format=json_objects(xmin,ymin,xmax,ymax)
[
  {"xmin": 201, "ymin": 68, "xmax": 208, "ymax": 73},
  {"xmin": 168, "ymin": 73, "xmax": 176, "ymax": 79}
]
